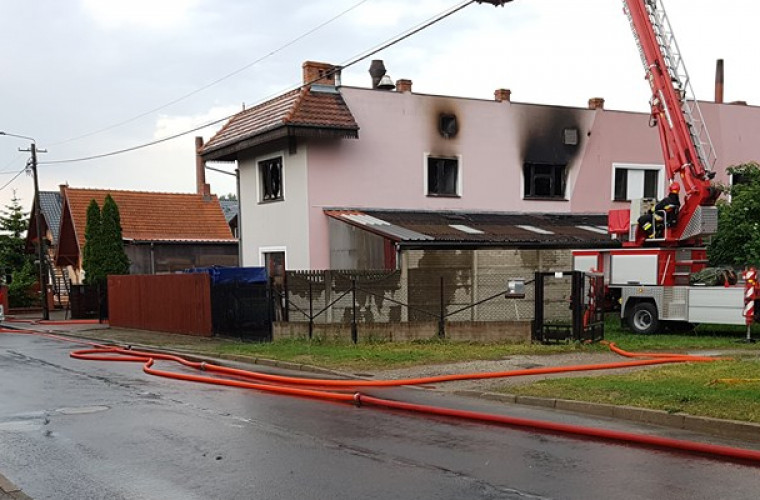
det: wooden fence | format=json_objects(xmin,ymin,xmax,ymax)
[{"xmin": 108, "ymin": 274, "xmax": 213, "ymax": 336}]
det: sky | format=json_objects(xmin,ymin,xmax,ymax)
[{"xmin": 1, "ymin": 0, "xmax": 758, "ymax": 216}]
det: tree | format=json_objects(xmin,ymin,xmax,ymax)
[
  {"xmin": 708, "ymin": 162, "xmax": 760, "ymax": 268},
  {"xmin": 82, "ymin": 196, "xmax": 130, "ymax": 286},
  {"xmin": 219, "ymin": 193, "xmax": 237, "ymax": 201},
  {"xmin": 82, "ymin": 199, "xmax": 103, "ymax": 285},
  {"xmin": 0, "ymin": 191, "xmax": 31, "ymax": 274},
  {"xmin": 0, "ymin": 192, "xmax": 38, "ymax": 307},
  {"xmin": 100, "ymin": 195, "xmax": 130, "ymax": 277}
]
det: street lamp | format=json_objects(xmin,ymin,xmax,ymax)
[{"xmin": 0, "ymin": 131, "xmax": 50, "ymax": 321}]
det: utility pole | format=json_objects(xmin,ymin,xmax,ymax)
[{"xmin": 30, "ymin": 143, "xmax": 49, "ymax": 320}]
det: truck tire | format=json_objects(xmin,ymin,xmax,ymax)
[{"xmin": 628, "ymin": 302, "xmax": 659, "ymax": 335}]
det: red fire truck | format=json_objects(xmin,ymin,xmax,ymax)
[
  {"xmin": 481, "ymin": 0, "xmax": 758, "ymax": 335},
  {"xmin": 571, "ymin": 0, "xmax": 758, "ymax": 335}
]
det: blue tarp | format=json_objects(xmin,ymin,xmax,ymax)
[{"xmin": 185, "ymin": 266, "xmax": 268, "ymax": 285}]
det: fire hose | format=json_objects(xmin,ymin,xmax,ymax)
[{"xmin": 2, "ymin": 325, "xmax": 759, "ymax": 465}]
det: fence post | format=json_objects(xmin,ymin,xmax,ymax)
[
  {"xmin": 351, "ymin": 278, "xmax": 358, "ymax": 344},
  {"xmin": 438, "ymin": 275, "xmax": 445, "ymax": 339},
  {"xmin": 308, "ymin": 280, "xmax": 314, "ymax": 340}
]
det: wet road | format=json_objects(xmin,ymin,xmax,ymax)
[{"xmin": 1, "ymin": 333, "xmax": 759, "ymax": 499}]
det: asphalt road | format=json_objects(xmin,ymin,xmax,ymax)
[{"xmin": 1, "ymin": 332, "xmax": 759, "ymax": 500}]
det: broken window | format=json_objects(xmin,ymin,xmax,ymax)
[
  {"xmin": 523, "ymin": 163, "xmax": 566, "ymax": 199},
  {"xmin": 260, "ymin": 157, "xmax": 283, "ymax": 202},
  {"xmin": 427, "ymin": 156, "xmax": 459, "ymax": 196}
]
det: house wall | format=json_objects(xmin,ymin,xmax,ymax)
[
  {"xmin": 305, "ymin": 88, "xmax": 664, "ymax": 269},
  {"xmin": 235, "ymin": 85, "xmax": 760, "ymax": 271},
  {"xmin": 126, "ymin": 243, "xmax": 239, "ymax": 275},
  {"xmin": 238, "ymin": 147, "xmax": 310, "ymax": 269}
]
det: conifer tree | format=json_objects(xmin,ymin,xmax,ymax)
[
  {"xmin": 100, "ymin": 194, "xmax": 130, "ymax": 277},
  {"xmin": 82, "ymin": 199, "xmax": 103, "ymax": 285}
]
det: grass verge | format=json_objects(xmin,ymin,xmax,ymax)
[{"xmin": 504, "ymin": 357, "xmax": 760, "ymax": 423}]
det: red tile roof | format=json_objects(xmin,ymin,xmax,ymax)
[
  {"xmin": 62, "ymin": 187, "xmax": 235, "ymax": 252},
  {"xmin": 202, "ymin": 86, "xmax": 358, "ymax": 159}
]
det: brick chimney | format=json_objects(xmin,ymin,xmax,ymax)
[
  {"xmin": 195, "ymin": 136, "xmax": 211, "ymax": 198},
  {"xmin": 588, "ymin": 97, "xmax": 605, "ymax": 110},
  {"xmin": 302, "ymin": 61, "xmax": 336, "ymax": 86},
  {"xmin": 494, "ymin": 89, "xmax": 511, "ymax": 102},
  {"xmin": 396, "ymin": 79, "xmax": 413, "ymax": 93}
]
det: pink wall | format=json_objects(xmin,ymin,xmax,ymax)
[{"xmin": 306, "ymin": 87, "xmax": 760, "ymax": 268}]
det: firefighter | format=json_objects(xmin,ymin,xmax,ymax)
[{"xmin": 637, "ymin": 181, "xmax": 681, "ymax": 238}]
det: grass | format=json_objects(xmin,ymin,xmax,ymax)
[
  {"xmin": 216, "ymin": 338, "xmax": 585, "ymax": 371},
  {"xmin": 505, "ymin": 357, "xmax": 760, "ymax": 423}
]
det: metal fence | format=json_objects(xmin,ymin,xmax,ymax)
[{"xmin": 280, "ymin": 269, "xmax": 540, "ymax": 341}]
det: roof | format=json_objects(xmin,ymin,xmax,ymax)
[
  {"xmin": 39, "ymin": 191, "xmax": 62, "ymax": 245},
  {"xmin": 219, "ymin": 199, "xmax": 239, "ymax": 223},
  {"xmin": 201, "ymin": 86, "xmax": 359, "ymax": 161},
  {"xmin": 62, "ymin": 188, "xmax": 236, "ymax": 253},
  {"xmin": 325, "ymin": 209, "xmax": 618, "ymax": 248}
]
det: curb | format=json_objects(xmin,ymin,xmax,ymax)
[
  {"xmin": 453, "ymin": 389, "xmax": 760, "ymax": 443},
  {"xmin": 0, "ymin": 473, "xmax": 31, "ymax": 500}
]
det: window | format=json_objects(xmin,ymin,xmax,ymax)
[
  {"xmin": 427, "ymin": 156, "xmax": 459, "ymax": 196},
  {"xmin": 259, "ymin": 157, "xmax": 283, "ymax": 202},
  {"xmin": 523, "ymin": 163, "xmax": 566, "ymax": 199},
  {"xmin": 612, "ymin": 164, "xmax": 662, "ymax": 201}
]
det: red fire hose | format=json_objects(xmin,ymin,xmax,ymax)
[{"xmin": 2, "ymin": 325, "xmax": 759, "ymax": 465}]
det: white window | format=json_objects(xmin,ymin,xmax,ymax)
[
  {"xmin": 424, "ymin": 154, "xmax": 462, "ymax": 197},
  {"xmin": 612, "ymin": 163, "xmax": 664, "ymax": 201}
]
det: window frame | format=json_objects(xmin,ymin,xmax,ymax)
[
  {"xmin": 424, "ymin": 154, "xmax": 462, "ymax": 198},
  {"xmin": 258, "ymin": 155, "xmax": 284, "ymax": 203},
  {"xmin": 611, "ymin": 163, "xmax": 664, "ymax": 202},
  {"xmin": 522, "ymin": 162, "xmax": 567, "ymax": 200}
]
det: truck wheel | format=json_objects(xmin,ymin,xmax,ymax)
[{"xmin": 628, "ymin": 302, "xmax": 659, "ymax": 335}]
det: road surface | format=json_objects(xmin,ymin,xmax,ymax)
[{"xmin": 1, "ymin": 332, "xmax": 759, "ymax": 499}]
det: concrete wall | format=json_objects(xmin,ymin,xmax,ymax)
[{"xmin": 273, "ymin": 321, "xmax": 531, "ymax": 344}]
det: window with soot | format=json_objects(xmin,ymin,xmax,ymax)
[
  {"xmin": 260, "ymin": 157, "xmax": 283, "ymax": 202},
  {"xmin": 523, "ymin": 163, "xmax": 566, "ymax": 199},
  {"xmin": 427, "ymin": 156, "xmax": 459, "ymax": 196}
]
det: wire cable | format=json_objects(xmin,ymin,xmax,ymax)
[
  {"xmin": 48, "ymin": 0, "xmax": 372, "ymax": 147},
  {"xmin": 0, "ymin": 167, "xmax": 28, "ymax": 192},
  {"xmin": 40, "ymin": 0, "xmax": 476, "ymax": 166}
]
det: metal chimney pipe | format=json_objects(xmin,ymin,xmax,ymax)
[
  {"xmin": 715, "ymin": 59, "xmax": 724, "ymax": 104},
  {"xmin": 369, "ymin": 60, "xmax": 386, "ymax": 89}
]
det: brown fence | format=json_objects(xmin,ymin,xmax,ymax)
[{"xmin": 108, "ymin": 274, "xmax": 213, "ymax": 336}]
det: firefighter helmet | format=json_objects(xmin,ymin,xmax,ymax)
[{"xmin": 669, "ymin": 181, "xmax": 681, "ymax": 193}]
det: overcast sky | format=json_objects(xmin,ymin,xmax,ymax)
[{"xmin": 1, "ymin": 0, "xmax": 757, "ymax": 215}]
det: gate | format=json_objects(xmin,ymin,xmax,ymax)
[
  {"xmin": 533, "ymin": 271, "xmax": 604, "ymax": 344},
  {"xmin": 190, "ymin": 267, "xmax": 272, "ymax": 341},
  {"xmin": 210, "ymin": 281, "xmax": 272, "ymax": 340}
]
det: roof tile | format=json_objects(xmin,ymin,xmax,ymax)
[{"xmin": 63, "ymin": 188, "xmax": 235, "ymax": 251}]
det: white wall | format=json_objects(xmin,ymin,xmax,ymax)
[{"xmin": 238, "ymin": 146, "xmax": 310, "ymax": 270}]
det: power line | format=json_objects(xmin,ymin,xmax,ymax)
[
  {"xmin": 0, "ymin": 167, "xmax": 28, "ymax": 192},
  {"xmin": 40, "ymin": 0, "xmax": 476, "ymax": 166},
  {"xmin": 48, "ymin": 0, "xmax": 372, "ymax": 147}
]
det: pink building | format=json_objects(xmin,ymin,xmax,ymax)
[{"xmin": 201, "ymin": 60, "xmax": 760, "ymax": 272}]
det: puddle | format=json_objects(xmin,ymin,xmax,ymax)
[{"xmin": 55, "ymin": 405, "xmax": 110, "ymax": 415}]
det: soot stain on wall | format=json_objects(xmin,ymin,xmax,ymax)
[{"xmin": 521, "ymin": 107, "xmax": 585, "ymax": 165}]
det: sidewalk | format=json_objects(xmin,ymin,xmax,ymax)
[{"xmin": 4, "ymin": 311, "xmax": 760, "ymax": 445}]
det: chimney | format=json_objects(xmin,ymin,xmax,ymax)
[
  {"xmin": 494, "ymin": 88, "xmax": 511, "ymax": 102},
  {"xmin": 588, "ymin": 97, "xmax": 605, "ymax": 110},
  {"xmin": 396, "ymin": 79, "xmax": 413, "ymax": 93},
  {"xmin": 369, "ymin": 60, "xmax": 387, "ymax": 89},
  {"xmin": 715, "ymin": 59, "xmax": 724, "ymax": 104},
  {"xmin": 195, "ymin": 136, "xmax": 211, "ymax": 198},
  {"xmin": 302, "ymin": 61, "xmax": 336, "ymax": 86}
]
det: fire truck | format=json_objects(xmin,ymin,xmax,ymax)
[
  {"xmin": 571, "ymin": 0, "xmax": 760, "ymax": 335},
  {"xmin": 481, "ymin": 0, "xmax": 759, "ymax": 335}
]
